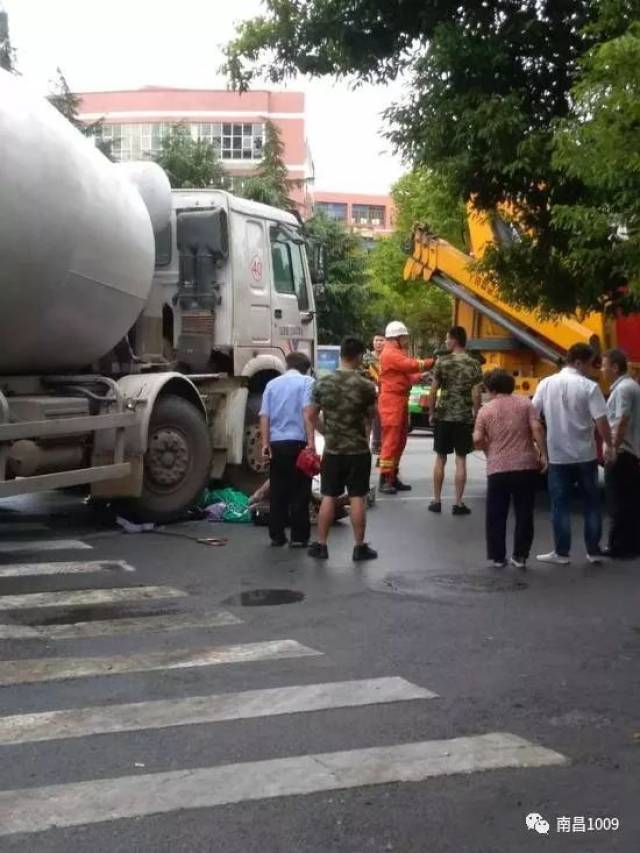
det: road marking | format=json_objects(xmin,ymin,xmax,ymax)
[
  {"xmin": 0, "ymin": 639, "xmax": 321, "ymax": 685},
  {"xmin": 0, "ymin": 733, "xmax": 567, "ymax": 835},
  {"xmin": 0, "ymin": 540, "xmax": 92, "ymax": 554},
  {"xmin": 0, "ymin": 560, "xmax": 135, "ymax": 578},
  {"xmin": 0, "ymin": 611, "xmax": 242, "ymax": 640},
  {"xmin": 0, "ymin": 624, "xmax": 39, "ymax": 639},
  {"xmin": 0, "ymin": 677, "xmax": 435, "ymax": 745},
  {"xmin": 0, "ymin": 586, "xmax": 186, "ymax": 612}
]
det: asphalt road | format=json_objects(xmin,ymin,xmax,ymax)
[{"xmin": 0, "ymin": 435, "xmax": 638, "ymax": 852}]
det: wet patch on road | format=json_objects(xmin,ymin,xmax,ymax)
[
  {"xmin": 373, "ymin": 571, "xmax": 528, "ymax": 600},
  {"xmin": 222, "ymin": 589, "xmax": 305, "ymax": 607}
]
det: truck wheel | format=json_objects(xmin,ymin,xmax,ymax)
[
  {"xmin": 134, "ymin": 394, "xmax": 211, "ymax": 523},
  {"xmin": 243, "ymin": 392, "xmax": 269, "ymax": 475}
]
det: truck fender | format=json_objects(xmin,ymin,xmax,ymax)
[
  {"xmin": 116, "ymin": 372, "xmax": 207, "ymax": 455},
  {"xmin": 241, "ymin": 354, "xmax": 286, "ymax": 379},
  {"xmin": 90, "ymin": 372, "xmax": 206, "ymax": 500}
]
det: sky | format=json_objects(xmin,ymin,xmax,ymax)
[{"xmin": 3, "ymin": 0, "xmax": 407, "ymax": 194}]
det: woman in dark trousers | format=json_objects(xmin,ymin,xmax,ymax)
[{"xmin": 473, "ymin": 369, "xmax": 548, "ymax": 569}]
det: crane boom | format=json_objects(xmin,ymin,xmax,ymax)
[{"xmin": 404, "ymin": 210, "xmax": 612, "ymax": 393}]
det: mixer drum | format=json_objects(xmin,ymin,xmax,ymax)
[{"xmin": 0, "ymin": 69, "xmax": 156, "ymax": 374}]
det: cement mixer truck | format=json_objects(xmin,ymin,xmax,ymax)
[{"xmin": 0, "ymin": 70, "xmax": 319, "ymax": 520}]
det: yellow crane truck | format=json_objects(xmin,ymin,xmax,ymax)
[{"xmin": 404, "ymin": 209, "xmax": 640, "ymax": 392}]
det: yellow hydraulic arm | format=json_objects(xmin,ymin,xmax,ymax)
[{"xmin": 404, "ymin": 209, "xmax": 608, "ymax": 391}]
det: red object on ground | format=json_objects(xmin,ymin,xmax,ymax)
[{"xmin": 296, "ymin": 447, "xmax": 321, "ymax": 477}]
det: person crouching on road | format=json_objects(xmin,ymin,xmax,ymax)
[
  {"xmin": 259, "ymin": 352, "xmax": 315, "ymax": 548},
  {"xmin": 307, "ymin": 337, "xmax": 378, "ymax": 562},
  {"xmin": 378, "ymin": 321, "xmax": 432, "ymax": 494},
  {"xmin": 601, "ymin": 349, "xmax": 640, "ymax": 558},
  {"xmin": 428, "ymin": 326, "xmax": 483, "ymax": 515},
  {"xmin": 473, "ymin": 369, "xmax": 548, "ymax": 569}
]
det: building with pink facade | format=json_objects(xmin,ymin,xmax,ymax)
[
  {"xmin": 77, "ymin": 87, "xmax": 314, "ymax": 213},
  {"xmin": 313, "ymin": 191, "xmax": 395, "ymax": 237}
]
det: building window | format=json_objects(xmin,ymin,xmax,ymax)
[
  {"xmin": 95, "ymin": 121, "xmax": 264, "ymax": 162},
  {"xmin": 315, "ymin": 201, "xmax": 348, "ymax": 221},
  {"xmin": 352, "ymin": 204, "xmax": 386, "ymax": 226}
]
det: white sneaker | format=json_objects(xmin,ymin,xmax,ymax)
[
  {"xmin": 536, "ymin": 551, "xmax": 570, "ymax": 565},
  {"xmin": 586, "ymin": 552, "xmax": 606, "ymax": 564},
  {"xmin": 510, "ymin": 557, "xmax": 527, "ymax": 570},
  {"xmin": 488, "ymin": 560, "xmax": 506, "ymax": 568}
]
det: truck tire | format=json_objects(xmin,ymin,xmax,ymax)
[
  {"xmin": 243, "ymin": 392, "xmax": 269, "ymax": 475},
  {"xmin": 133, "ymin": 394, "xmax": 211, "ymax": 523}
]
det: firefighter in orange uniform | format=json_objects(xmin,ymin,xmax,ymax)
[{"xmin": 378, "ymin": 321, "xmax": 433, "ymax": 494}]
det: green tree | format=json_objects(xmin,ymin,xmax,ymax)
[
  {"xmin": 240, "ymin": 120, "xmax": 300, "ymax": 210},
  {"xmin": 552, "ymin": 21, "xmax": 640, "ymax": 304},
  {"xmin": 47, "ymin": 68, "xmax": 114, "ymax": 159},
  {"xmin": 0, "ymin": 7, "xmax": 16, "ymax": 72},
  {"xmin": 305, "ymin": 212, "xmax": 371, "ymax": 343},
  {"xmin": 152, "ymin": 123, "xmax": 227, "ymax": 189},
  {"xmin": 226, "ymin": 0, "xmax": 640, "ymax": 314},
  {"xmin": 392, "ymin": 168, "xmax": 466, "ymax": 250},
  {"xmin": 368, "ymin": 235, "xmax": 452, "ymax": 352}
]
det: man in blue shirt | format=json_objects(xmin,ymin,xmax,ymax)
[{"xmin": 259, "ymin": 352, "xmax": 315, "ymax": 546}]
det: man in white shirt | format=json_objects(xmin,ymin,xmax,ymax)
[
  {"xmin": 602, "ymin": 349, "xmax": 640, "ymax": 557},
  {"xmin": 532, "ymin": 342, "xmax": 613, "ymax": 565}
]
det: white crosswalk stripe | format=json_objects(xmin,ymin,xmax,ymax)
[
  {"xmin": 0, "ymin": 541, "xmax": 569, "ymax": 839},
  {"xmin": 0, "ymin": 677, "xmax": 435, "ymax": 745},
  {"xmin": 0, "ymin": 733, "xmax": 567, "ymax": 836},
  {"xmin": 0, "ymin": 585, "xmax": 186, "ymax": 611},
  {"xmin": 0, "ymin": 610, "xmax": 242, "ymax": 640},
  {"xmin": 0, "ymin": 539, "xmax": 92, "ymax": 554},
  {"xmin": 0, "ymin": 560, "xmax": 135, "ymax": 578},
  {"xmin": 0, "ymin": 639, "xmax": 322, "ymax": 685}
]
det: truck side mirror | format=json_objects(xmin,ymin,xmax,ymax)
[{"xmin": 308, "ymin": 241, "xmax": 327, "ymax": 287}]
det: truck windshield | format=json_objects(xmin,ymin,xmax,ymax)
[{"xmin": 270, "ymin": 228, "xmax": 310, "ymax": 311}]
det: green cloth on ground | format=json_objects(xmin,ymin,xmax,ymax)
[{"xmin": 198, "ymin": 487, "xmax": 251, "ymax": 523}]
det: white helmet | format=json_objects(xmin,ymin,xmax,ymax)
[{"xmin": 385, "ymin": 321, "xmax": 409, "ymax": 338}]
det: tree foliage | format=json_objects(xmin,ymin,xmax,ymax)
[
  {"xmin": 304, "ymin": 212, "xmax": 371, "ymax": 344},
  {"xmin": 240, "ymin": 120, "xmax": 300, "ymax": 211},
  {"xmin": 0, "ymin": 7, "xmax": 16, "ymax": 72},
  {"xmin": 368, "ymin": 236, "xmax": 452, "ymax": 352},
  {"xmin": 392, "ymin": 168, "xmax": 466, "ymax": 251},
  {"xmin": 152, "ymin": 123, "xmax": 227, "ymax": 189},
  {"xmin": 47, "ymin": 68, "xmax": 114, "ymax": 159},
  {"xmin": 226, "ymin": 0, "xmax": 640, "ymax": 315}
]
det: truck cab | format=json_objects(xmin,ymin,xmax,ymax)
[
  {"xmin": 148, "ymin": 190, "xmax": 316, "ymax": 375},
  {"xmin": 145, "ymin": 190, "xmax": 317, "ymax": 472}
]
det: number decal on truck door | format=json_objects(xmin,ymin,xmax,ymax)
[{"xmin": 250, "ymin": 254, "xmax": 263, "ymax": 282}]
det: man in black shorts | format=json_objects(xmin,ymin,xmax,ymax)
[
  {"xmin": 428, "ymin": 326, "xmax": 483, "ymax": 515},
  {"xmin": 307, "ymin": 337, "xmax": 378, "ymax": 561}
]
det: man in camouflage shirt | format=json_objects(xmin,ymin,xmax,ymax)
[
  {"xmin": 307, "ymin": 337, "xmax": 378, "ymax": 562},
  {"xmin": 428, "ymin": 325, "xmax": 483, "ymax": 515}
]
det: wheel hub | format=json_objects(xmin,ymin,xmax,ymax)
[
  {"xmin": 244, "ymin": 424, "xmax": 269, "ymax": 474},
  {"xmin": 147, "ymin": 427, "xmax": 190, "ymax": 488}
]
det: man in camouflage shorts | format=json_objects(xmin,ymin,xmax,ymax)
[
  {"xmin": 428, "ymin": 326, "xmax": 483, "ymax": 515},
  {"xmin": 307, "ymin": 337, "xmax": 378, "ymax": 562}
]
